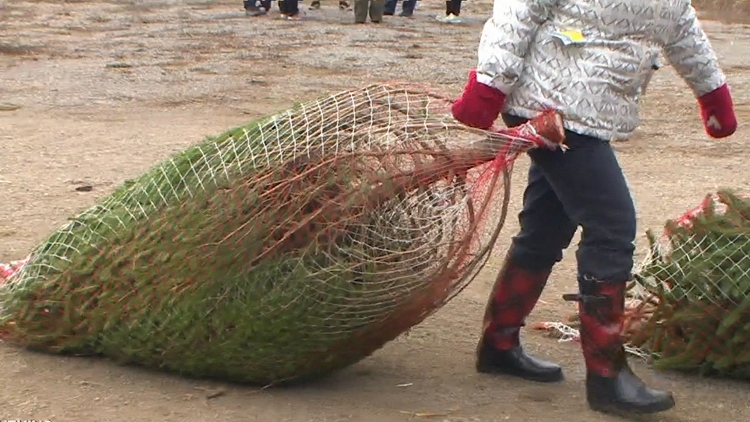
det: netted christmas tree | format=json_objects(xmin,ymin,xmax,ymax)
[
  {"xmin": 626, "ymin": 190, "xmax": 750, "ymax": 379},
  {"xmin": 0, "ymin": 84, "xmax": 564, "ymax": 385},
  {"xmin": 533, "ymin": 190, "xmax": 750, "ymax": 380}
]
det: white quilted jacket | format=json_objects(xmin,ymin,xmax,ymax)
[{"xmin": 476, "ymin": 0, "xmax": 726, "ymax": 140}]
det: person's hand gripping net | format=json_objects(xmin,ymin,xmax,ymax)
[{"xmin": 452, "ymin": 69, "xmax": 565, "ymax": 151}]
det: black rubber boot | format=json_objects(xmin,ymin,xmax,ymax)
[
  {"xmin": 477, "ymin": 339, "xmax": 563, "ymax": 382},
  {"xmin": 572, "ymin": 278, "xmax": 676, "ymax": 416},
  {"xmin": 476, "ymin": 256, "xmax": 563, "ymax": 382}
]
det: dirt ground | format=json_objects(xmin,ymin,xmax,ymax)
[{"xmin": 1, "ymin": 1, "xmax": 749, "ymax": 421}]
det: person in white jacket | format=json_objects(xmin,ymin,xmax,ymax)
[{"xmin": 451, "ymin": 0, "xmax": 737, "ymax": 416}]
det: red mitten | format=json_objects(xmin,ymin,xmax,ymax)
[
  {"xmin": 451, "ymin": 70, "xmax": 506, "ymax": 130},
  {"xmin": 698, "ymin": 84, "xmax": 737, "ymax": 138}
]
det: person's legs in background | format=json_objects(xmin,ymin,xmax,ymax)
[
  {"xmin": 450, "ymin": 0, "xmax": 462, "ymax": 16},
  {"xmin": 437, "ymin": 0, "xmax": 462, "ymax": 23},
  {"xmin": 354, "ymin": 0, "xmax": 383, "ymax": 23},
  {"xmin": 369, "ymin": 0, "xmax": 384, "ymax": 22},
  {"xmin": 354, "ymin": 0, "xmax": 369, "ymax": 23},
  {"xmin": 279, "ymin": 0, "xmax": 300, "ymax": 19},
  {"xmin": 384, "ymin": 0, "xmax": 397, "ymax": 15},
  {"xmin": 400, "ymin": 0, "xmax": 416, "ymax": 16},
  {"xmin": 244, "ymin": 0, "xmax": 266, "ymax": 16},
  {"xmin": 286, "ymin": 0, "xmax": 300, "ymax": 17}
]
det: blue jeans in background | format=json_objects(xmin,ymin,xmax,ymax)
[{"xmin": 384, "ymin": 0, "xmax": 416, "ymax": 16}]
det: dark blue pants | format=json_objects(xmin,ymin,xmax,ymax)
[
  {"xmin": 384, "ymin": 0, "xmax": 416, "ymax": 15},
  {"xmin": 502, "ymin": 114, "xmax": 636, "ymax": 284},
  {"xmin": 279, "ymin": 0, "xmax": 299, "ymax": 15}
]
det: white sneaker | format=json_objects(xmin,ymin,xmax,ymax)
[
  {"xmin": 437, "ymin": 13, "xmax": 462, "ymax": 23},
  {"xmin": 435, "ymin": 13, "xmax": 456, "ymax": 23}
]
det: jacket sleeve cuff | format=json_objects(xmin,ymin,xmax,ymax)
[{"xmin": 476, "ymin": 72, "xmax": 508, "ymax": 95}]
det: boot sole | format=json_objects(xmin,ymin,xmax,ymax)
[
  {"xmin": 589, "ymin": 397, "xmax": 676, "ymax": 416},
  {"xmin": 477, "ymin": 364, "xmax": 564, "ymax": 383}
]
